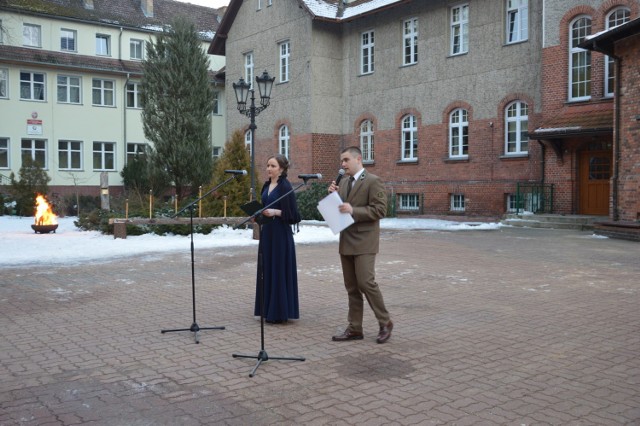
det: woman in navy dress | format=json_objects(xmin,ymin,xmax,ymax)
[{"xmin": 254, "ymin": 154, "xmax": 301, "ymax": 323}]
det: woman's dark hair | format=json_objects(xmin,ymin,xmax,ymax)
[{"xmin": 269, "ymin": 154, "xmax": 290, "ymax": 177}]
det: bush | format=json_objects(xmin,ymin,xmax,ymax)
[{"xmin": 296, "ymin": 182, "xmax": 327, "ymax": 221}]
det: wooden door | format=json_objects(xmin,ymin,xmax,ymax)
[{"xmin": 579, "ymin": 150, "xmax": 611, "ymax": 215}]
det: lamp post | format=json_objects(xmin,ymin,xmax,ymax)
[{"xmin": 233, "ymin": 70, "xmax": 275, "ymax": 201}]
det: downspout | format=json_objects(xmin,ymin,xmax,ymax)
[
  {"xmin": 612, "ymin": 55, "xmax": 621, "ymax": 221},
  {"xmin": 124, "ymin": 73, "xmax": 130, "ymax": 168}
]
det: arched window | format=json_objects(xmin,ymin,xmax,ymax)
[
  {"xmin": 244, "ymin": 130, "xmax": 252, "ymax": 155},
  {"xmin": 505, "ymin": 101, "xmax": 528, "ymax": 154},
  {"xmin": 279, "ymin": 125, "xmax": 290, "ymax": 159},
  {"xmin": 360, "ymin": 120, "xmax": 374, "ymax": 163},
  {"xmin": 569, "ymin": 16, "xmax": 592, "ymax": 101},
  {"xmin": 449, "ymin": 108, "xmax": 468, "ymax": 158},
  {"xmin": 401, "ymin": 115, "xmax": 418, "ymax": 161},
  {"xmin": 605, "ymin": 8, "xmax": 630, "ymax": 96}
]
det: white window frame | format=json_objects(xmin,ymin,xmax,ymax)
[
  {"xmin": 451, "ymin": 194, "xmax": 465, "ymax": 212},
  {"xmin": 96, "ymin": 34, "xmax": 111, "ymax": 56},
  {"xmin": 279, "ymin": 40, "xmax": 290, "ymax": 83},
  {"xmin": 604, "ymin": 8, "xmax": 630, "ymax": 97},
  {"xmin": 361, "ymin": 30, "xmax": 375, "ymax": 75},
  {"xmin": 60, "ymin": 28, "xmax": 77, "ymax": 52},
  {"xmin": 505, "ymin": 101, "xmax": 528, "ymax": 155},
  {"xmin": 244, "ymin": 52, "xmax": 254, "ymax": 89},
  {"xmin": 401, "ymin": 115, "xmax": 418, "ymax": 161},
  {"xmin": 212, "ymin": 90, "xmax": 220, "ymax": 115},
  {"xmin": 245, "ymin": 130, "xmax": 252, "ymax": 155},
  {"xmin": 0, "ymin": 68, "xmax": 8, "ymax": 98},
  {"xmin": 0, "ymin": 138, "xmax": 9, "ymax": 169},
  {"xmin": 450, "ymin": 4, "xmax": 469, "ymax": 55},
  {"xmin": 212, "ymin": 146, "xmax": 222, "ymax": 158},
  {"xmin": 92, "ymin": 79, "xmax": 115, "ymax": 107},
  {"xmin": 126, "ymin": 82, "xmax": 142, "ymax": 108},
  {"xmin": 21, "ymin": 139, "xmax": 47, "ymax": 168},
  {"xmin": 403, "ymin": 18, "xmax": 418, "ymax": 66},
  {"xmin": 399, "ymin": 194, "xmax": 420, "ymax": 211},
  {"xmin": 20, "ymin": 71, "xmax": 46, "ymax": 101},
  {"xmin": 130, "ymin": 39, "xmax": 144, "ymax": 60},
  {"xmin": 58, "ymin": 140, "xmax": 83, "ymax": 170},
  {"xmin": 257, "ymin": 0, "xmax": 262, "ymax": 10},
  {"xmin": 57, "ymin": 75, "xmax": 81, "ymax": 104},
  {"xmin": 506, "ymin": 194, "xmax": 518, "ymax": 213},
  {"xmin": 126, "ymin": 142, "xmax": 147, "ymax": 163},
  {"xmin": 93, "ymin": 141, "xmax": 116, "ymax": 171},
  {"xmin": 449, "ymin": 108, "xmax": 469, "ymax": 158},
  {"xmin": 506, "ymin": 0, "xmax": 528, "ymax": 44},
  {"xmin": 360, "ymin": 120, "xmax": 374, "ymax": 163},
  {"xmin": 569, "ymin": 16, "xmax": 591, "ymax": 102},
  {"xmin": 279, "ymin": 125, "xmax": 290, "ymax": 159},
  {"xmin": 267, "ymin": 0, "xmax": 273, "ymax": 5},
  {"xmin": 23, "ymin": 24, "xmax": 41, "ymax": 48}
]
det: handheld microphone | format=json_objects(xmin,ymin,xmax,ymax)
[
  {"xmin": 298, "ymin": 173, "xmax": 323, "ymax": 180},
  {"xmin": 224, "ymin": 169, "xmax": 248, "ymax": 175},
  {"xmin": 335, "ymin": 169, "xmax": 345, "ymax": 185}
]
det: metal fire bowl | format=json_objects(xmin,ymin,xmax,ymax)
[{"xmin": 32, "ymin": 224, "xmax": 59, "ymax": 234}]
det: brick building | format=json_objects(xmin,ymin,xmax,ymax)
[{"xmin": 211, "ymin": 0, "xmax": 639, "ymax": 219}]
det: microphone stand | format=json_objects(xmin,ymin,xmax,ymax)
[
  {"xmin": 161, "ymin": 174, "xmax": 241, "ymax": 343},
  {"xmin": 232, "ymin": 179, "xmax": 311, "ymax": 377}
]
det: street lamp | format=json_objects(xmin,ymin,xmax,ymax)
[{"xmin": 233, "ymin": 70, "xmax": 275, "ymax": 201}]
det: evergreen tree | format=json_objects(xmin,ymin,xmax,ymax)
[
  {"xmin": 200, "ymin": 130, "xmax": 255, "ymax": 217},
  {"xmin": 9, "ymin": 156, "xmax": 51, "ymax": 216},
  {"xmin": 120, "ymin": 153, "xmax": 172, "ymax": 207},
  {"xmin": 141, "ymin": 17, "xmax": 214, "ymax": 199}
]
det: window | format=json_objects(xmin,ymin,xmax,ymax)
[
  {"xmin": 505, "ymin": 101, "xmax": 528, "ymax": 154},
  {"xmin": 399, "ymin": 194, "xmax": 420, "ymax": 211},
  {"xmin": 57, "ymin": 75, "xmax": 81, "ymax": 104},
  {"xmin": 569, "ymin": 16, "xmax": 591, "ymax": 101},
  {"xmin": 126, "ymin": 82, "xmax": 142, "ymax": 108},
  {"xmin": 213, "ymin": 146, "xmax": 222, "ymax": 158},
  {"xmin": 360, "ymin": 120, "xmax": 374, "ymax": 163},
  {"xmin": 23, "ymin": 24, "xmax": 41, "ymax": 47},
  {"xmin": 257, "ymin": 0, "xmax": 262, "ymax": 10},
  {"xmin": 401, "ymin": 115, "xmax": 418, "ymax": 161},
  {"xmin": 93, "ymin": 142, "xmax": 115, "ymax": 171},
  {"xmin": 244, "ymin": 52, "xmax": 254, "ymax": 89},
  {"xmin": 506, "ymin": 0, "xmax": 528, "ymax": 43},
  {"xmin": 451, "ymin": 194, "xmax": 465, "ymax": 212},
  {"xmin": 449, "ymin": 109, "xmax": 469, "ymax": 158},
  {"xmin": 279, "ymin": 40, "xmax": 290, "ymax": 83},
  {"xmin": 96, "ymin": 34, "xmax": 110, "ymax": 56},
  {"xmin": 245, "ymin": 131, "xmax": 252, "ymax": 155},
  {"xmin": 21, "ymin": 139, "xmax": 47, "ymax": 168},
  {"xmin": 268, "ymin": 0, "xmax": 272, "ymax": 5},
  {"xmin": 361, "ymin": 30, "xmax": 375, "ymax": 74},
  {"xmin": 451, "ymin": 4, "xmax": 469, "ymax": 55},
  {"xmin": 130, "ymin": 39, "xmax": 144, "ymax": 60},
  {"xmin": 0, "ymin": 138, "xmax": 9, "ymax": 168},
  {"xmin": 92, "ymin": 79, "xmax": 115, "ymax": 106},
  {"xmin": 0, "ymin": 68, "xmax": 7, "ymax": 98},
  {"xmin": 403, "ymin": 18, "xmax": 418, "ymax": 65},
  {"xmin": 126, "ymin": 143, "xmax": 147, "ymax": 163},
  {"xmin": 212, "ymin": 91, "xmax": 220, "ymax": 114},
  {"xmin": 60, "ymin": 29, "xmax": 77, "ymax": 52},
  {"xmin": 20, "ymin": 71, "xmax": 45, "ymax": 101},
  {"xmin": 604, "ymin": 8, "xmax": 630, "ymax": 97},
  {"xmin": 279, "ymin": 125, "xmax": 290, "ymax": 158},
  {"xmin": 58, "ymin": 140, "xmax": 82, "ymax": 170},
  {"xmin": 506, "ymin": 194, "xmax": 518, "ymax": 212}
]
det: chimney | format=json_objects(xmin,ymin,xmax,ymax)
[
  {"xmin": 141, "ymin": 0, "xmax": 154, "ymax": 17},
  {"xmin": 83, "ymin": 0, "xmax": 94, "ymax": 10}
]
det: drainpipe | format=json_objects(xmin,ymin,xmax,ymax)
[
  {"xmin": 124, "ymin": 73, "xmax": 130, "ymax": 166},
  {"xmin": 612, "ymin": 55, "xmax": 621, "ymax": 221}
]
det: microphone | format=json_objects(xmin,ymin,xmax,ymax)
[
  {"xmin": 298, "ymin": 173, "xmax": 323, "ymax": 180},
  {"xmin": 335, "ymin": 169, "xmax": 345, "ymax": 185},
  {"xmin": 224, "ymin": 170, "xmax": 247, "ymax": 175}
]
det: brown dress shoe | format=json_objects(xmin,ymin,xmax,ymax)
[
  {"xmin": 332, "ymin": 329, "xmax": 364, "ymax": 341},
  {"xmin": 376, "ymin": 321, "xmax": 393, "ymax": 344}
]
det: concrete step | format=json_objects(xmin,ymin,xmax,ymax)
[{"xmin": 502, "ymin": 219, "xmax": 593, "ymax": 231}]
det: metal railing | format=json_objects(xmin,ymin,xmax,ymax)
[{"xmin": 515, "ymin": 182, "xmax": 554, "ymax": 214}]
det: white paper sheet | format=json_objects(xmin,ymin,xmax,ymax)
[{"xmin": 317, "ymin": 191, "xmax": 354, "ymax": 235}]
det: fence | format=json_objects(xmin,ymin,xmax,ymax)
[{"xmin": 515, "ymin": 183, "xmax": 554, "ymax": 214}]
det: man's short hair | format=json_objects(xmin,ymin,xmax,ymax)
[{"xmin": 341, "ymin": 146, "xmax": 362, "ymax": 156}]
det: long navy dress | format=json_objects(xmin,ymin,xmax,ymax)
[{"xmin": 254, "ymin": 177, "xmax": 301, "ymax": 322}]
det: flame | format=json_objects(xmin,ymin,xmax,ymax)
[{"xmin": 34, "ymin": 194, "xmax": 58, "ymax": 226}]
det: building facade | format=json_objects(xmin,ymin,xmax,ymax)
[
  {"xmin": 211, "ymin": 0, "xmax": 639, "ymax": 219},
  {"xmin": 0, "ymin": 0, "xmax": 226, "ymax": 204}
]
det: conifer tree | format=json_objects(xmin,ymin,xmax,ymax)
[{"xmin": 141, "ymin": 17, "xmax": 214, "ymax": 199}]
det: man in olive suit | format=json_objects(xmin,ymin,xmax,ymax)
[{"xmin": 328, "ymin": 146, "xmax": 393, "ymax": 344}]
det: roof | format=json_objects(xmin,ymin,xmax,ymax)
[
  {"xmin": 579, "ymin": 17, "xmax": 640, "ymax": 56},
  {"xmin": 530, "ymin": 109, "xmax": 613, "ymax": 139},
  {"xmin": 0, "ymin": 0, "xmax": 222, "ymax": 41},
  {"xmin": 209, "ymin": 0, "xmax": 411, "ymax": 55}
]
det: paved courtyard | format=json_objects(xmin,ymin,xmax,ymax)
[{"xmin": 1, "ymin": 225, "xmax": 639, "ymax": 425}]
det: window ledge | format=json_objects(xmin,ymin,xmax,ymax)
[
  {"xmin": 500, "ymin": 154, "xmax": 529, "ymax": 160},
  {"xmin": 445, "ymin": 157, "xmax": 469, "ymax": 163},
  {"xmin": 396, "ymin": 159, "xmax": 418, "ymax": 165},
  {"xmin": 363, "ymin": 161, "xmax": 375, "ymax": 166}
]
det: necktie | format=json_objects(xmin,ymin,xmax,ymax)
[{"xmin": 346, "ymin": 176, "xmax": 355, "ymax": 197}]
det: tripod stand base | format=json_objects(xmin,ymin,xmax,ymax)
[
  {"xmin": 233, "ymin": 350, "xmax": 305, "ymax": 377},
  {"xmin": 161, "ymin": 322, "xmax": 225, "ymax": 344}
]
